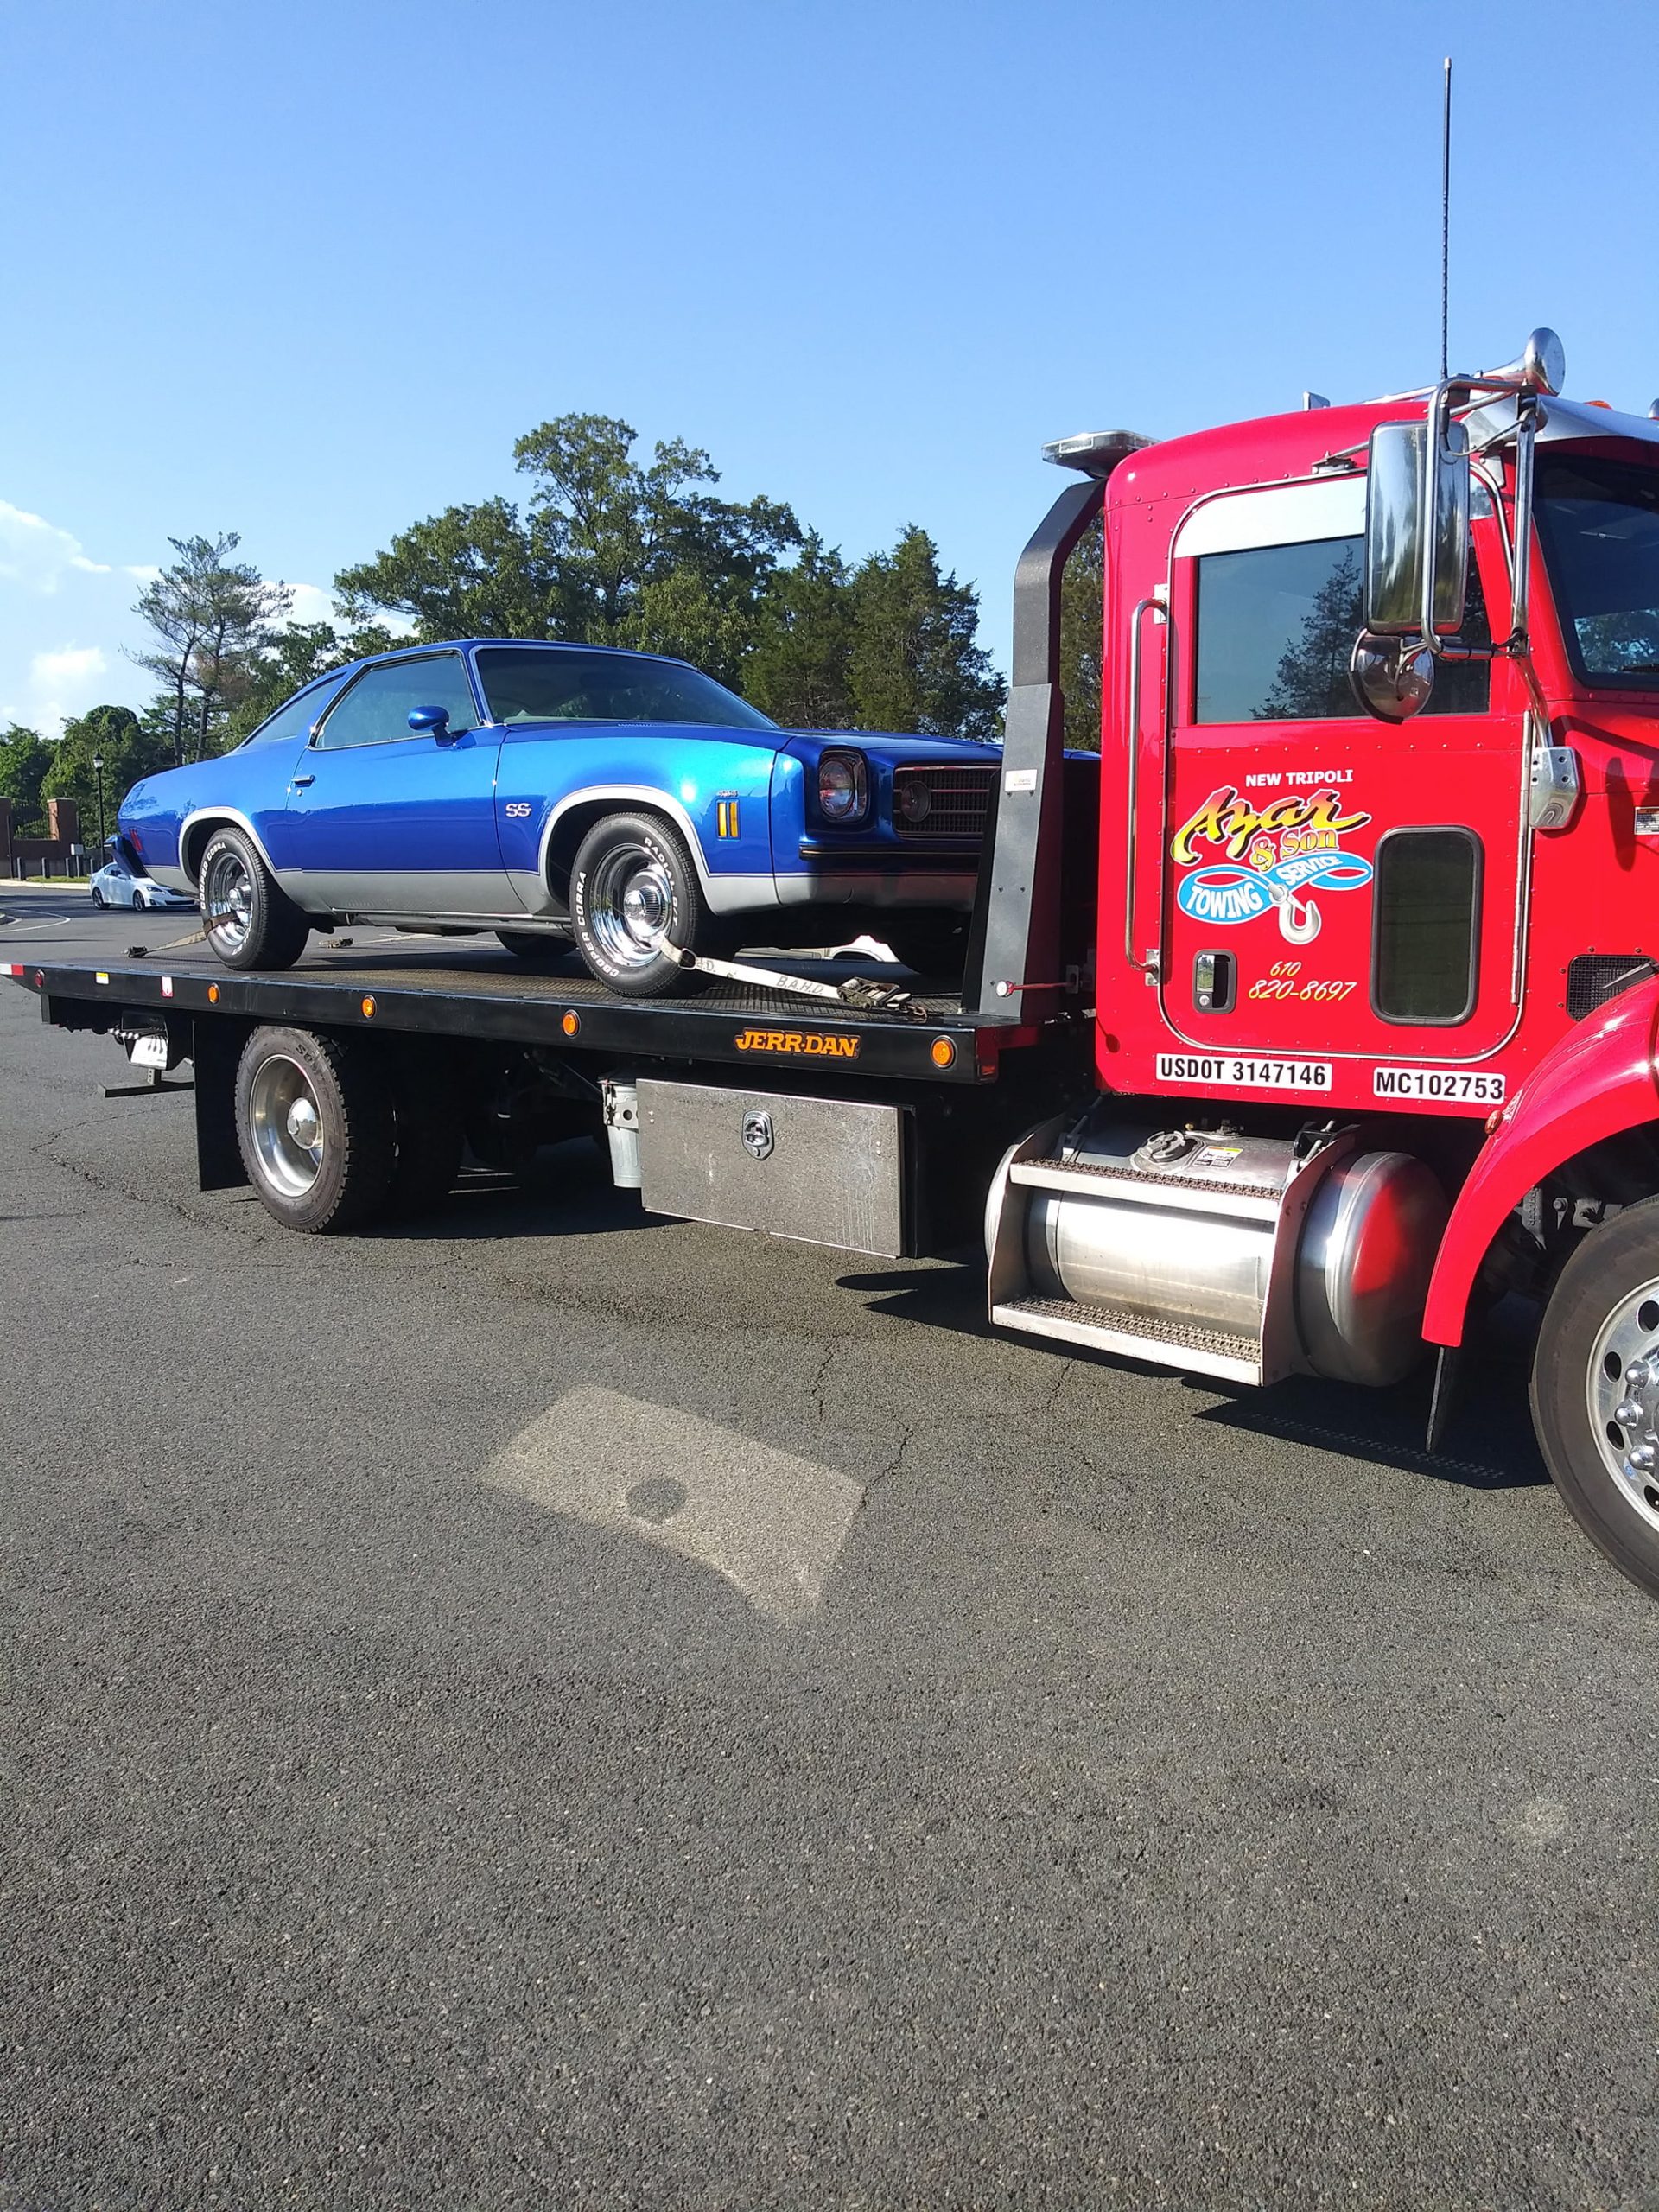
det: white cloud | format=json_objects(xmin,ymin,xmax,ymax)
[
  {"xmin": 0, "ymin": 501, "xmax": 115, "ymax": 592},
  {"xmin": 285, "ymin": 580, "xmax": 339, "ymax": 626},
  {"xmin": 23, "ymin": 645, "xmax": 112, "ymax": 729}
]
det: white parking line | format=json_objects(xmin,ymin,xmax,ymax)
[{"xmin": 482, "ymin": 1384, "xmax": 864, "ymax": 1624}]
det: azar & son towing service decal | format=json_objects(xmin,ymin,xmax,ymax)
[{"xmin": 1170, "ymin": 780, "xmax": 1372, "ymax": 945}]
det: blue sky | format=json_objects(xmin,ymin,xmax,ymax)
[{"xmin": 3, "ymin": 0, "xmax": 1656, "ymax": 732}]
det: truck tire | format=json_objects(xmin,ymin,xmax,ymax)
[
  {"xmin": 1531, "ymin": 1197, "xmax": 1659, "ymax": 1597},
  {"xmin": 200, "ymin": 826, "xmax": 309, "ymax": 971},
  {"xmin": 234, "ymin": 1024, "xmax": 395, "ymax": 1232},
  {"xmin": 570, "ymin": 811, "xmax": 709, "ymax": 997}
]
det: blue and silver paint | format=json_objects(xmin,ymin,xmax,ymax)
[{"xmin": 121, "ymin": 640, "xmax": 991, "ymax": 926}]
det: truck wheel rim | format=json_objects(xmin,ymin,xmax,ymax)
[
  {"xmin": 202, "ymin": 846, "xmax": 254, "ymax": 953},
  {"xmin": 589, "ymin": 843, "xmax": 673, "ymax": 969},
  {"xmin": 1586, "ymin": 1278, "xmax": 1659, "ymax": 1535},
  {"xmin": 248, "ymin": 1053, "xmax": 325, "ymax": 1198}
]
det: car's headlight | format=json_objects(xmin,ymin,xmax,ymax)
[{"xmin": 817, "ymin": 750, "xmax": 869, "ymax": 826}]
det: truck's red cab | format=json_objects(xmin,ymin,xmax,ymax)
[
  {"xmin": 982, "ymin": 352, "xmax": 1659, "ymax": 1597},
  {"xmin": 1097, "ymin": 396, "xmax": 1659, "ymax": 1122}
]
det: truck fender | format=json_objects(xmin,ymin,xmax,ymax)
[{"xmin": 1421, "ymin": 976, "xmax": 1659, "ymax": 1346}]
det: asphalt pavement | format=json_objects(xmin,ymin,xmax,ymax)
[{"xmin": 3, "ymin": 891, "xmax": 1656, "ymax": 2209}]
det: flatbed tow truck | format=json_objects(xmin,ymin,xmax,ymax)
[{"xmin": 22, "ymin": 327, "xmax": 1659, "ymax": 1599}]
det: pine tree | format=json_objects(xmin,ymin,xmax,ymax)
[{"xmin": 847, "ymin": 528, "xmax": 1004, "ymax": 739}]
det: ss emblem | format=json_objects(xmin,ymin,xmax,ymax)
[
  {"xmin": 504, "ymin": 801, "xmax": 532, "ymax": 818},
  {"xmin": 741, "ymin": 1110, "xmax": 774, "ymax": 1160}
]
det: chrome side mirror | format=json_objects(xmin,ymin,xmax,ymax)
[
  {"xmin": 1363, "ymin": 419, "xmax": 1470, "ymax": 639},
  {"xmin": 1350, "ymin": 633, "xmax": 1436, "ymax": 723}
]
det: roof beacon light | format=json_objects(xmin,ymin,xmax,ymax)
[{"xmin": 1041, "ymin": 429, "xmax": 1154, "ymax": 479}]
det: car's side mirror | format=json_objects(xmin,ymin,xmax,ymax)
[{"xmin": 408, "ymin": 704, "xmax": 452, "ymax": 738}]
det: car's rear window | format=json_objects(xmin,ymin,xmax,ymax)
[{"xmin": 475, "ymin": 647, "xmax": 776, "ymax": 730}]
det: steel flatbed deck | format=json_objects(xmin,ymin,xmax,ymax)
[{"xmin": 8, "ymin": 940, "xmax": 1053, "ymax": 1086}]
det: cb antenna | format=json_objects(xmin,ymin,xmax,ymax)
[{"xmin": 1440, "ymin": 55, "xmax": 1452, "ymax": 378}]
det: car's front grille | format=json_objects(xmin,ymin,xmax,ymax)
[{"xmin": 893, "ymin": 764, "xmax": 995, "ymax": 841}]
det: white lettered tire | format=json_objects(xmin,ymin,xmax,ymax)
[{"xmin": 570, "ymin": 811, "xmax": 710, "ymax": 998}]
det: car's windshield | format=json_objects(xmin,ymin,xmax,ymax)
[
  {"xmin": 474, "ymin": 647, "xmax": 777, "ymax": 730},
  {"xmin": 1535, "ymin": 454, "xmax": 1659, "ymax": 684}
]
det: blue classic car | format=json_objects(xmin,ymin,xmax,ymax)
[{"xmin": 120, "ymin": 640, "xmax": 996, "ymax": 994}]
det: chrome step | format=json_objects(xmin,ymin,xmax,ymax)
[
  {"xmin": 992, "ymin": 1294, "xmax": 1262, "ymax": 1384},
  {"xmin": 1008, "ymin": 1155, "xmax": 1282, "ymax": 1220}
]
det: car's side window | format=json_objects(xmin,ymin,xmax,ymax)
[
  {"xmin": 246, "ymin": 673, "xmax": 350, "ymax": 752},
  {"xmin": 313, "ymin": 655, "xmax": 478, "ymax": 752}
]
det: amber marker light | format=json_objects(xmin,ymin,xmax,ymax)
[
  {"xmin": 931, "ymin": 1036, "xmax": 957, "ymax": 1068},
  {"xmin": 207, "ymin": 983, "xmax": 219, "ymax": 1003},
  {"xmin": 561, "ymin": 1010, "xmax": 580, "ymax": 1036},
  {"xmin": 361, "ymin": 995, "xmax": 377, "ymax": 1019}
]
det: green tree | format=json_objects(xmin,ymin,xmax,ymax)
[
  {"xmin": 41, "ymin": 704, "xmax": 167, "ymax": 847},
  {"xmin": 847, "ymin": 527, "xmax": 1005, "ymax": 738},
  {"xmin": 332, "ymin": 413, "xmax": 1008, "ymax": 730},
  {"xmin": 334, "ymin": 499, "xmax": 555, "ymax": 643},
  {"xmin": 512, "ymin": 414, "xmax": 800, "ymax": 681},
  {"xmin": 746, "ymin": 534, "xmax": 855, "ymax": 726},
  {"xmin": 0, "ymin": 724, "xmax": 51, "ymax": 836},
  {"xmin": 338, "ymin": 415, "xmax": 803, "ymax": 690},
  {"xmin": 1058, "ymin": 512, "xmax": 1105, "ymax": 750},
  {"xmin": 132, "ymin": 533, "xmax": 291, "ymax": 764}
]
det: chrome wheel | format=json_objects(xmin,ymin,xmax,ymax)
[
  {"xmin": 201, "ymin": 842, "xmax": 255, "ymax": 954},
  {"xmin": 247, "ymin": 1052, "xmax": 325, "ymax": 1198},
  {"xmin": 1586, "ymin": 1276, "xmax": 1659, "ymax": 1536},
  {"xmin": 587, "ymin": 841, "xmax": 675, "ymax": 971}
]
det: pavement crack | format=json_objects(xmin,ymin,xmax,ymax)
[
  {"xmin": 806, "ymin": 1343, "xmax": 835, "ymax": 1425},
  {"xmin": 866, "ymin": 1421, "xmax": 915, "ymax": 1495},
  {"xmin": 1041, "ymin": 1355, "xmax": 1077, "ymax": 1418}
]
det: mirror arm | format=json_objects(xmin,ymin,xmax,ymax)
[
  {"xmin": 1417, "ymin": 383, "xmax": 1447, "ymax": 647},
  {"xmin": 1509, "ymin": 393, "xmax": 1537, "ymax": 653}
]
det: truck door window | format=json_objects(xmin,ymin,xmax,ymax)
[
  {"xmin": 1370, "ymin": 828, "xmax": 1482, "ymax": 1024},
  {"xmin": 1193, "ymin": 535, "xmax": 1490, "ymax": 722}
]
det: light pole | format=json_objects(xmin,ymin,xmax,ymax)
[{"xmin": 92, "ymin": 753, "xmax": 105, "ymax": 865}]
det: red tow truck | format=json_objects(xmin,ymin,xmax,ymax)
[{"xmin": 18, "ymin": 327, "xmax": 1659, "ymax": 1597}]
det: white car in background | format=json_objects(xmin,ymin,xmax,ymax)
[{"xmin": 91, "ymin": 848, "xmax": 194, "ymax": 912}]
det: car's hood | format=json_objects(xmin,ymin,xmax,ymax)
[{"xmin": 781, "ymin": 730, "xmax": 999, "ymax": 766}]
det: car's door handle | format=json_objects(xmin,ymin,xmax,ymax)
[{"xmin": 292, "ymin": 772, "xmax": 315, "ymax": 788}]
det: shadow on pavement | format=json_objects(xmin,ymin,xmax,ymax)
[{"xmin": 838, "ymin": 1263, "xmax": 1548, "ymax": 1490}]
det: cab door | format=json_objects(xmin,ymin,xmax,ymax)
[{"xmin": 1154, "ymin": 478, "xmax": 1522, "ymax": 1080}]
